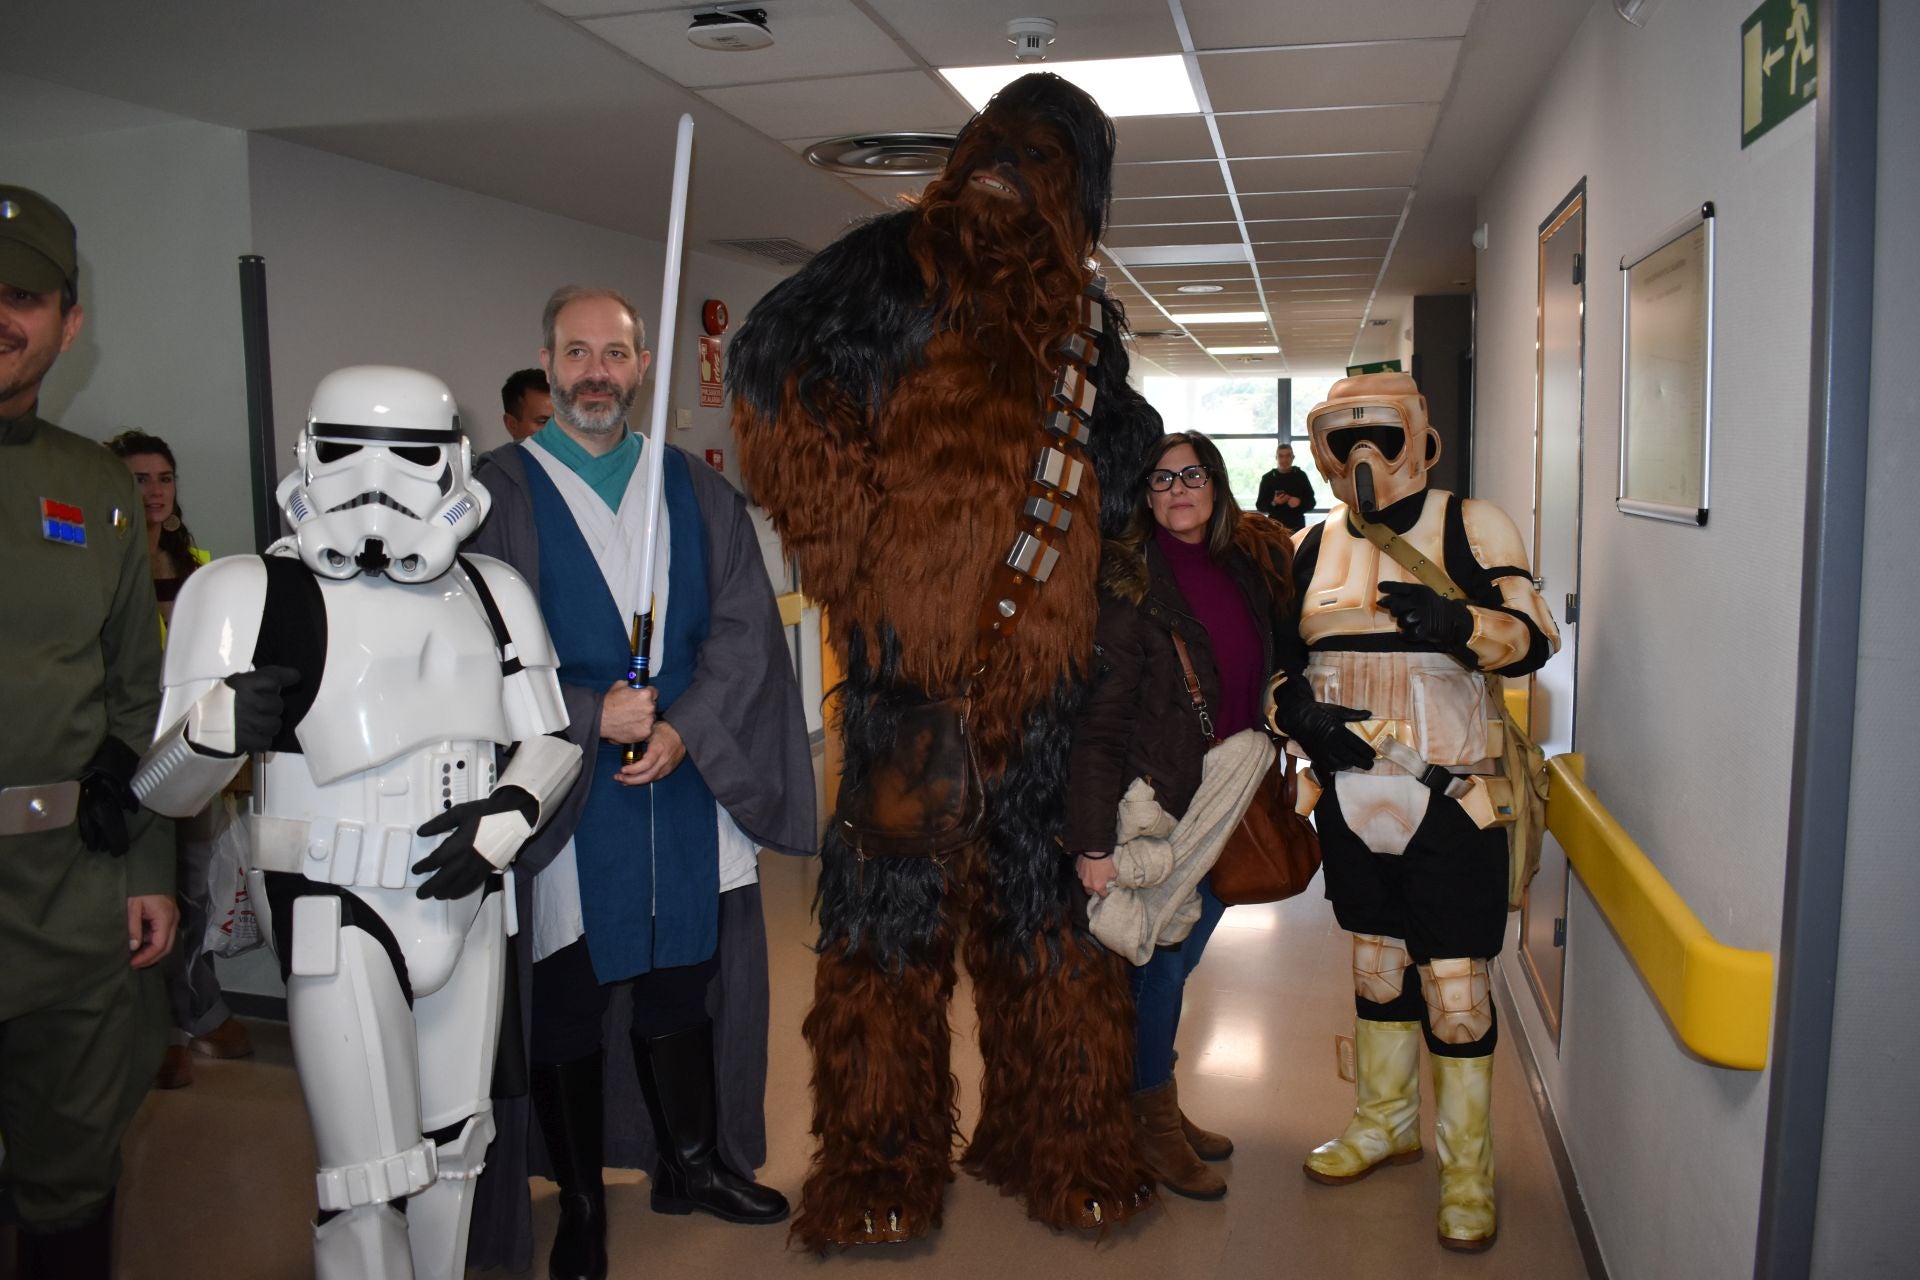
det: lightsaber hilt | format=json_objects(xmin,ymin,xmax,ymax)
[{"xmin": 622, "ymin": 610, "xmax": 654, "ymax": 766}]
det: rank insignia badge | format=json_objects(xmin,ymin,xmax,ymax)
[{"xmin": 41, "ymin": 498, "xmax": 87, "ymax": 546}]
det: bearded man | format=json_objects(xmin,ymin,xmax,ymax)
[
  {"xmin": 730, "ymin": 73, "xmax": 1162, "ymax": 1250},
  {"xmin": 463, "ymin": 286, "xmax": 814, "ymax": 1280}
]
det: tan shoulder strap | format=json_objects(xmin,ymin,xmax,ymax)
[
  {"xmin": 1167, "ymin": 630, "xmax": 1217, "ymax": 743},
  {"xmin": 1347, "ymin": 498, "xmax": 1466, "ymax": 602}
]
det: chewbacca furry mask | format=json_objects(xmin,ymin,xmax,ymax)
[{"xmin": 729, "ymin": 73, "xmax": 1159, "ymax": 1249}]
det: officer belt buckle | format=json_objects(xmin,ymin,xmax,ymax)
[{"xmin": 0, "ymin": 780, "xmax": 82, "ymax": 835}]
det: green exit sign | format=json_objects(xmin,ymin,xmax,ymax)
[
  {"xmin": 1345, "ymin": 359, "xmax": 1402, "ymax": 376},
  {"xmin": 1742, "ymin": 0, "xmax": 1817, "ymax": 148}
]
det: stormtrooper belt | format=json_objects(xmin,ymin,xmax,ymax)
[
  {"xmin": 1372, "ymin": 737, "xmax": 1472, "ymax": 799},
  {"xmin": 0, "ymin": 781, "xmax": 81, "ymax": 835}
]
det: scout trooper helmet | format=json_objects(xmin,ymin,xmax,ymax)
[
  {"xmin": 1305, "ymin": 372, "xmax": 1440, "ymax": 515},
  {"xmin": 277, "ymin": 365, "xmax": 491, "ymax": 582}
]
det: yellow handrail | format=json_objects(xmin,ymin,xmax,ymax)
[{"xmin": 1544, "ymin": 754, "xmax": 1774, "ymax": 1070}]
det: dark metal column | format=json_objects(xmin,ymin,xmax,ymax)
[
  {"xmin": 1754, "ymin": 0, "xmax": 1878, "ymax": 1275},
  {"xmin": 238, "ymin": 255, "xmax": 279, "ymax": 551}
]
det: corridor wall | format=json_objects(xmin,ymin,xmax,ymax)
[{"xmin": 1472, "ymin": 2, "xmax": 1815, "ymax": 1276}]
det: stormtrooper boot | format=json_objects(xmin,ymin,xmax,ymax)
[
  {"xmin": 1304, "ymin": 1019, "xmax": 1424, "ymax": 1184},
  {"xmin": 1432, "ymin": 1053, "xmax": 1496, "ymax": 1251}
]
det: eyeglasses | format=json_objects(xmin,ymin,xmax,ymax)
[{"xmin": 1147, "ymin": 465, "xmax": 1212, "ymax": 492}]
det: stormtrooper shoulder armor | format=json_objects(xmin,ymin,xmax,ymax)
[{"xmin": 462, "ymin": 554, "xmax": 569, "ymax": 741}]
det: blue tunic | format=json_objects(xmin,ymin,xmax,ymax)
[{"xmin": 522, "ymin": 445, "xmax": 719, "ymax": 981}]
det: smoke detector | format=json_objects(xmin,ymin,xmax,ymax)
[
  {"xmin": 1007, "ymin": 17, "xmax": 1058, "ymax": 62},
  {"xmin": 688, "ymin": 8, "xmax": 773, "ymax": 52}
]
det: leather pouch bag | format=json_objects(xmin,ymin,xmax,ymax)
[
  {"xmin": 1210, "ymin": 750, "xmax": 1324, "ymax": 907},
  {"xmin": 835, "ymin": 691, "xmax": 985, "ymax": 858},
  {"xmin": 1168, "ymin": 633, "xmax": 1322, "ymax": 906}
]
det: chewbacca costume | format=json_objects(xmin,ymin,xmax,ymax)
[{"xmin": 729, "ymin": 74, "xmax": 1162, "ymax": 1250}]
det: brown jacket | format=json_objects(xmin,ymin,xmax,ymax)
[{"xmin": 1064, "ymin": 521, "xmax": 1292, "ymax": 855}]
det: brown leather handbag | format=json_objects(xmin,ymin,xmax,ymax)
[{"xmin": 1169, "ymin": 632, "xmax": 1322, "ymax": 906}]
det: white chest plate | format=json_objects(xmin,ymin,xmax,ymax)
[
  {"xmin": 298, "ymin": 573, "xmax": 510, "ymax": 784},
  {"xmin": 1300, "ymin": 491, "xmax": 1450, "ymax": 645}
]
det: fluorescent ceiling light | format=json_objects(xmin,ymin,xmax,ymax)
[
  {"xmin": 939, "ymin": 55, "xmax": 1198, "ymax": 118},
  {"xmin": 1169, "ymin": 310, "xmax": 1267, "ymax": 324},
  {"xmin": 1176, "ymin": 284, "xmax": 1225, "ymax": 294},
  {"xmin": 1206, "ymin": 345, "xmax": 1281, "ymax": 355},
  {"xmin": 1107, "ymin": 243, "xmax": 1252, "ymax": 267}
]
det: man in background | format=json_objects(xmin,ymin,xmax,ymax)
[
  {"xmin": 501, "ymin": 366, "xmax": 552, "ymax": 441},
  {"xmin": 1256, "ymin": 441, "xmax": 1316, "ymax": 531},
  {"xmin": 0, "ymin": 183, "xmax": 177, "ymax": 1279}
]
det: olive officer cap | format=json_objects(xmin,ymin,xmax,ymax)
[{"xmin": 0, "ymin": 185, "xmax": 78, "ymax": 294}]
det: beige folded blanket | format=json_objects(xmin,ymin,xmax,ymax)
[{"xmin": 1088, "ymin": 728, "xmax": 1274, "ymax": 965}]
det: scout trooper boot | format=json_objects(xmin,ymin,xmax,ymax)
[
  {"xmin": 1304, "ymin": 1019, "xmax": 1424, "ymax": 1184},
  {"xmin": 1432, "ymin": 1053, "xmax": 1497, "ymax": 1251}
]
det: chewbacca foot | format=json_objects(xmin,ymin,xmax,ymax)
[{"xmin": 1060, "ymin": 1181, "xmax": 1155, "ymax": 1232}]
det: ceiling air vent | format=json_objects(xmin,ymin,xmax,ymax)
[
  {"xmin": 805, "ymin": 133, "xmax": 954, "ymax": 177},
  {"xmin": 711, "ymin": 237, "xmax": 816, "ymax": 266}
]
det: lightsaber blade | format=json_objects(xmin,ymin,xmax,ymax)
[{"xmin": 624, "ymin": 113, "xmax": 695, "ymax": 767}]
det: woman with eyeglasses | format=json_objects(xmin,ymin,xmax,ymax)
[{"xmin": 1063, "ymin": 430, "xmax": 1294, "ymax": 1201}]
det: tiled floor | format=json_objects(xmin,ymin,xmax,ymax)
[{"xmin": 34, "ymin": 851, "xmax": 1589, "ymax": 1278}]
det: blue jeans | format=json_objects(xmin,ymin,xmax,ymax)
[{"xmin": 1129, "ymin": 877, "xmax": 1228, "ymax": 1091}]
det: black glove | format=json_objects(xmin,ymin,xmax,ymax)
[
  {"xmin": 412, "ymin": 785, "xmax": 537, "ymax": 901},
  {"xmin": 77, "ymin": 735, "xmax": 142, "ymax": 857},
  {"xmin": 1270, "ymin": 683, "xmax": 1376, "ymax": 774},
  {"xmin": 1376, "ymin": 581, "xmax": 1475, "ymax": 653},
  {"xmin": 215, "ymin": 666, "xmax": 301, "ymax": 756}
]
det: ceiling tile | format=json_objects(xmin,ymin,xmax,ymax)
[
  {"xmin": 1110, "ymin": 194, "xmax": 1239, "ymax": 224},
  {"xmin": 1104, "ymin": 221, "xmax": 1244, "ymax": 248},
  {"xmin": 1213, "ymin": 103, "xmax": 1441, "ymax": 156},
  {"xmin": 582, "ymin": 1, "xmax": 915, "ymax": 89},
  {"xmin": 1198, "ymin": 42, "xmax": 1461, "ymax": 112},
  {"xmin": 1249, "ymin": 237, "xmax": 1392, "ymax": 257},
  {"xmin": 1181, "ymin": 0, "xmax": 1479, "ymax": 48},
  {"xmin": 1129, "ymin": 263, "xmax": 1256, "ymax": 284},
  {"xmin": 537, "ymin": 0, "xmax": 691, "ymax": 16},
  {"xmin": 836, "ymin": 173, "xmax": 934, "ymax": 206},
  {"xmin": 1230, "ymin": 151, "xmax": 1423, "ymax": 191},
  {"xmin": 702, "ymin": 70, "xmax": 967, "ymax": 140},
  {"xmin": 864, "ymin": 0, "xmax": 1179, "ymax": 65},
  {"xmin": 1112, "ymin": 160, "xmax": 1228, "ymax": 198},
  {"xmin": 1247, "ymin": 216, "xmax": 1400, "ymax": 240},
  {"xmin": 1114, "ymin": 113, "xmax": 1216, "ymax": 164},
  {"xmin": 1238, "ymin": 189, "xmax": 1408, "ymax": 219}
]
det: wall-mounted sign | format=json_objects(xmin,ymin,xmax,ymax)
[
  {"xmin": 1345, "ymin": 359, "xmax": 1402, "ymax": 376},
  {"xmin": 1618, "ymin": 203, "xmax": 1714, "ymax": 526},
  {"xmin": 698, "ymin": 334, "xmax": 724, "ymax": 408},
  {"xmin": 1741, "ymin": 0, "xmax": 1817, "ymax": 148},
  {"xmin": 704, "ymin": 448, "xmax": 725, "ymax": 472}
]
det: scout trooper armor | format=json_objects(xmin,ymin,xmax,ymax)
[
  {"xmin": 1274, "ymin": 372, "xmax": 1558, "ymax": 1252},
  {"xmin": 134, "ymin": 367, "xmax": 581, "ymax": 1280}
]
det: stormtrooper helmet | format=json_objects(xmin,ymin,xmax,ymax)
[
  {"xmin": 1305, "ymin": 372, "xmax": 1440, "ymax": 515},
  {"xmin": 277, "ymin": 365, "xmax": 490, "ymax": 582}
]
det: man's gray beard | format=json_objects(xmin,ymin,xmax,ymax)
[{"xmin": 553, "ymin": 381, "xmax": 638, "ymax": 436}]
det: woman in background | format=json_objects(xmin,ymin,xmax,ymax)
[
  {"xmin": 107, "ymin": 431, "xmax": 251, "ymax": 1087},
  {"xmin": 1064, "ymin": 430, "xmax": 1294, "ymax": 1201}
]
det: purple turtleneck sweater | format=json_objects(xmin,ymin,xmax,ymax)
[{"xmin": 1155, "ymin": 526, "xmax": 1262, "ymax": 738}]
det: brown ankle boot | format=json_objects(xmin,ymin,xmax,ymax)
[
  {"xmin": 1132, "ymin": 1081, "xmax": 1226, "ymax": 1200},
  {"xmin": 1170, "ymin": 1074, "xmax": 1233, "ymax": 1160}
]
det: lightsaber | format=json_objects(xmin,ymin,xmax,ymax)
[{"xmin": 624, "ymin": 113, "xmax": 696, "ymax": 766}]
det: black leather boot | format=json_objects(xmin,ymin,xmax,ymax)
[
  {"xmin": 16, "ymin": 1194, "xmax": 112, "ymax": 1280},
  {"xmin": 530, "ymin": 1053, "xmax": 609, "ymax": 1280},
  {"xmin": 633, "ymin": 1022, "xmax": 789, "ymax": 1224}
]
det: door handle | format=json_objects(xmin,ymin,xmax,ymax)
[{"xmin": 1564, "ymin": 592, "xmax": 1579, "ymax": 625}]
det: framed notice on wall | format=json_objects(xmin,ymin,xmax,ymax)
[{"xmin": 1618, "ymin": 202, "xmax": 1714, "ymax": 525}]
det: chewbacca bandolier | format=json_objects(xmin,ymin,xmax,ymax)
[{"xmin": 729, "ymin": 74, "xmax": 1161, "ymax": 1250}]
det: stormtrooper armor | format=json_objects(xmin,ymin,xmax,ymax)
[
  {"xmin": 1281, "ymin": 372, "xmax": 1558, "ymax": 1252},
  {"xmin": 135, "ymin": 366, "xmax": 582, "ymax": 1280}
]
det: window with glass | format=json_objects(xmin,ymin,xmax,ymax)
[{"xmin": 1141, "ymin": 374, "xmax": 1339, "ymax": 515}]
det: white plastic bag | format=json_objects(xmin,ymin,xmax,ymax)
[{"xmin": 200, "ymin": 794, "xmax": 263, "ymax": 958}]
